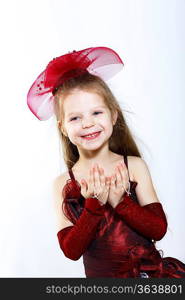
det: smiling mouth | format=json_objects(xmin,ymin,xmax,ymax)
[{"xmin": 81, "ymin": 131, "xmax": 101, "ymax": 139}]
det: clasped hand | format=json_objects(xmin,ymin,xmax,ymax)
[{"xmin": 80, "ymin": 162, "xmax": 130, "ymax": 208}]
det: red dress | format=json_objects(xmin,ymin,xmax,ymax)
[{"xmin": 62, "ymin": 156, "xmax": 185, "ymax": 278}]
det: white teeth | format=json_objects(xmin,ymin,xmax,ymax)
[
  {"xmin": 83, "ymin": 132, "xmax": 100, "ymax": 138},
  {"xmin": 85, "ymin": 134, "xmax": 96, "ymax": 138}
]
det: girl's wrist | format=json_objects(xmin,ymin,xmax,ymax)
[
  {"xmin": 91, "ymin": 193, "xmax": 105, "ymax": 206},
  {"xmin": 114, "ymin": 194, "xmax": 133, "ymax": 212},
  {"xmin": 111, "ymin": 198, "xmax": 124, "ymax": 209},
  {"xmin": 112, "ymin": 192, "xmax": 130, "ymax": 209},
  {"xmin": 85, "ymin": 197, "xmax": 106, "ymax": 215},
  {"xmin": 109, "ymin": 192, "xmax": 127, "ymax": 208}
]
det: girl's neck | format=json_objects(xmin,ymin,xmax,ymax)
[{"xmin": 74, "ymin": 150, "xmax": 122, "ymax": 171}]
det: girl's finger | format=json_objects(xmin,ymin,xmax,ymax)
[
  {"xmin": 81, "ymin": 179, "xmax": 87, "ymax": 189},
  {"xmin": 110, "ymin": 173, "xmax": 116, "ymax": 188},
  {"xmin": 105, "ymin": 176, "xmax": 111, "ymax": 184},
  {"xmin": 119, "ymin": 162, "xmax": 130, "ymax": 190},
  {"xmin": 119, "ymin": 162, "xmax": 129, "ymax": 182},
  {"xmin": 99, "ymin": 167, "xmax": 106, "ymax": 187},
  {"xmin": 115, "ymin": 166, "xmax": 122, "ymax": 188},
  {"xmin": 93, "ymin": 164, "xmax": 101, "ymax": 189},
  {"xmin": 104, "ymin": 177, "xmax": 110, "ymax": 193},
  {"xmin": 105, "ymin": 176, "xmax": 110, "ymax": 184},
  {"xmin": 88, "ymin": 167, "xmax": 94, "ymax": 194},
  {"xmin": 80, "ymin": 179, "xmax": 88, "ymax": 196}
]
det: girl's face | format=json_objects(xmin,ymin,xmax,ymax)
[{"xmin": 62, "ymin": 89, "xmax": 117, "ymax": 151}]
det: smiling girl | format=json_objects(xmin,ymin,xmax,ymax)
[{"xmin": 27, "ymin": 47, "xmax": 185, "ymax": 277}]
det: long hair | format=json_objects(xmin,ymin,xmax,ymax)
[{"xmin": 53, "ymin": 71, "xmax": 142, "ymax": 170}]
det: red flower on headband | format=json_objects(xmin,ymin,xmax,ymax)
[{"xmin": 27, "ymin": 47, "xmax": 124, "ymax": 121}]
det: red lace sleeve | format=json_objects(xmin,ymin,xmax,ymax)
[
  {"xmin": 57, "ymin": 197, "xmax": 106, "ymax": 260},
  {"xmin": 61, "ymin": 179, "xmax": 84, "ymax": 224},
  {"xmin": 115, "ymin": 195, "xmax": 167, "ymax": 241}
]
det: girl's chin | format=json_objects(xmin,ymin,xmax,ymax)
[
  {"xmin": 76, "ymin": 140, "xmax": 104, "ymax": 150},
  {"xmin": 79, "ymin": 143, "xmax": 102, "ymax": 149}
]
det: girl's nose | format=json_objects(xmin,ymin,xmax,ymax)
[{"xmin": 82, "ymin": 117, "xmax": 95, "ymax": 128}]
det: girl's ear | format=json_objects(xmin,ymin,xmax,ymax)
[
  {"xmin": 57, "ymin": 121, "xmax": 68, "ymax": 136},
  {"xmin": 112, "ymin": 110, "xmax": 118, "ymax": 126}
]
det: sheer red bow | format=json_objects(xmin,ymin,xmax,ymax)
[{"xmin": 27, "ymin": 47, "xmax": 124, "ymax": 120}]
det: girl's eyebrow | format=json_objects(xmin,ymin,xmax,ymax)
[{"xmin": 66, "ymin": 105, "xmax": 107, "ymax": 117}]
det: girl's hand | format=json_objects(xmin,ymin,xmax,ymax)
[
  {"xmin": 108, "ymin": 161, "xmax": 130, "ymax": 208},
  {"xmin": 80, "ymin": 164, "xmax": 110, "ymax": 205}
]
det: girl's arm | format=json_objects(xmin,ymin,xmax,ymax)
[
  {"xmin": 53, "ymin": 174, "xmax": 74, "ymax": 232},
  {"xmin": 53, "ymin": 175, "xmax": 105, "ymax": 260},
  {"xmin": 57, "ymin": 197, "xmax": 105, "ymax": 260},
  {"xmin": 131, "ymin": 157, "xmax": 160, "ymax": 207},
  {"xmin": 115, "ymin": 157, "xmax": 167, "ymax": 241},
  {"xmin": 115, "ymin": 195, "xmax": 167, "ymax": 241}
]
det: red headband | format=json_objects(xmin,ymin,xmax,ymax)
[{"xmin": 27, "ymin": 46, "xmax": 124, "ymax": 121}]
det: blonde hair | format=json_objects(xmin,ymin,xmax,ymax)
[{"xmin": 53, "ymin": 71, "xmax": 142, "ymax": 169}]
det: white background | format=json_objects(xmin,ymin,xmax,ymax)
[{"xmin": 0, "ymin": 0, "xmax": 184, "ymax": 277}]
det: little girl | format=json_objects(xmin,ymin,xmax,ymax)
[{"xmin": 27, "ymin": 47, "xmax": 185, "ymax": 278}]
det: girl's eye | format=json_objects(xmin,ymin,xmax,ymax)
[
  {"xmin": 70, "ymin": 111, "xmax": 102, "ymax": 121},
  {"xmin": 70, "ymin": 116, "xmax": 79, "ymax": 121},
  {"xmin": 93, "ymin": 111, "xmax": 102, "ymax": 115}
]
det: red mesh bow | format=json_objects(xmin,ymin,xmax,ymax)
[{"xmin": 27, "ymin": 47, "xmax": 124, "ymax": 121}]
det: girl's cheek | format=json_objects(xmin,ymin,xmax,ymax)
[
  {"xmin": 101, "ymin": 119, "xmax": 111, "ymax": 127},
  {"xmin": 68, "ymin": 127, "xmax": 81, "ymax": 136}
]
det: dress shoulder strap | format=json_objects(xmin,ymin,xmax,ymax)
[{"xmin": 124, "ymin": 155, "xmax": 131, "ymax": 182}]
